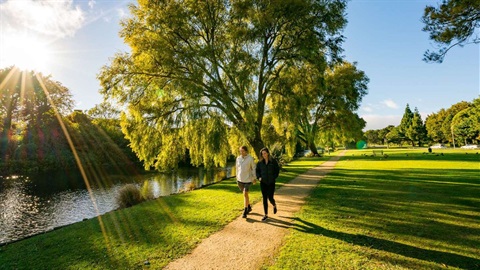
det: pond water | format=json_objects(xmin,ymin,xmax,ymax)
[{"xmin": 0, "ymin": 164, "xmax": 235, "ymax": 245}]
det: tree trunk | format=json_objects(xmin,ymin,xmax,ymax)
[
  {"xmin": 308, "ymin": 142, "xmax": 319, "ymax": 156},
  {"xmin": 251, "ymin": 136, "xmax": 265, "ymax": 160}
]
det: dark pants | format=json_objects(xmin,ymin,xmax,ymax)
[{"xmin": 260, "ymin": 182, "xmax": 276, "ymax": 215}]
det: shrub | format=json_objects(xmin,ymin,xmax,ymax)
[{"xmin": 116, "ymin": 184, "xmax": 144, "ymax": 209}]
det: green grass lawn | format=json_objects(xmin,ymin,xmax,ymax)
[
  {"xmin": 267, "ymin": 149, "xmax": 480, "ymax": 270},
  {"xmin": 0, "ymin": 157, "xmax": 326, "ymax": 269}
]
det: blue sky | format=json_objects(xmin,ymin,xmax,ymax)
[{"xmin": 0, "ymin": 0, "xmax": 478, "ymax": 130}]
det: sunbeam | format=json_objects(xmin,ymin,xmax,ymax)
[{"xmin": 33, "ymin": 72, "xmax": 114, "ymax": 251}]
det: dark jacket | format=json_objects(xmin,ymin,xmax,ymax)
[{"xmin": 256, "ymin": 158, "xmax": 280, "ymax": 185}]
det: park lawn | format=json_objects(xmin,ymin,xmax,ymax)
[
  {"xmin": 0, "ymin": 157, "xmax": 326, "ymax": 269},
  {"xmin": 267, "ymin": 149, "xmax": 480, "ymax": 270}
]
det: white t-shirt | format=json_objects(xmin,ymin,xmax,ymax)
[{"xmin": 236, "ymin": 154, "xmax": 256, "ymax": 183}]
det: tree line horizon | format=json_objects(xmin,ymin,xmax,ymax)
[{"xmin": 364, "ymin": 98, "xmax": 480, "ymax": 147}]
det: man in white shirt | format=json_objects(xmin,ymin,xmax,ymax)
[{"xmin": 236, "ymin": 145, "xmax": 256, "ymax": 218}]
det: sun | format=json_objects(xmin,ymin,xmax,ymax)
[{"xmin": 0, "ymin": 33, "xmax": 52, "ymax": 73}]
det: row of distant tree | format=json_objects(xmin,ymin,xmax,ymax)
[{"xmin": 364, "ymin": 98, "xmax": 480, "ymax": 147}]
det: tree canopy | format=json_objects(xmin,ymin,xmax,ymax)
[
  {"xmin": 422, "ymin": 0, "xmax": 480, "ymax": 62},
  {"xmin": 406, "ymin": 107, "xmax": 427, "ymax": 146},
  {"xmin": 0, "ymin": 66, "xmax": 74, "ymax": 173},
  {"xmin": 269, "ymin": 61, "xmax": 367, "ymax": 155},
  {"xmin": 99, "ymin": 0, "xmax": 348, "ymax": 170}
]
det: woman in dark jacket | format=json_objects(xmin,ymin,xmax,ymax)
[{"xmin": 256, "ymin": 147, "xmax": 280, "ymax": 221}]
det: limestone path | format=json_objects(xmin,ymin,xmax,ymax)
[{"xmin": 164, "ymin": 152, "xmax": 345, "ymax": 270}]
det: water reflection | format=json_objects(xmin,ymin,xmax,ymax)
[{"xmin": 0, "ymin": 164, "xmax": 234, "ymax": 245}]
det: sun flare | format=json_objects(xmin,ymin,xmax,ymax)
[{"xmin": 1, "ymin": 34, "xmax": 52, "ymax": 73}]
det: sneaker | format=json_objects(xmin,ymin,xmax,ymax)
[
  {"xmin": 273, "ymin": 205, "xmax": 277, "ymax": 214},
  {"xmin": 242, "ymin": 208, "xmax": 248, "ymax": 218},
  {"xmin": 247, "ymin": 205, "xmax": 252, "ymax": 213},
  {"xmin": 261, "ymin": 215, "xmax": 268, "ymax": 222}
]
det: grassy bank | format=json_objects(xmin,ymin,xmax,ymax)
[
  {"xmin": 267, "ymin": 149, "xmax": 480, "ymax": 270},
  {"xmin": 0, "ymin": 157, "xmax": 326, "ymax": 269}
]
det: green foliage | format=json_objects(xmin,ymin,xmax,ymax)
[
  {"xmin": 371, "ymin": 98, "xmax": 479, "ymax": 147},
  {"xmin": 398, "ymin": 104, "xmax": 413, "ymax": 138},
  {"xmin": 183, "ymin": 116, "xmax": 231, "ymax": 168},
  {"xmin": 332, "ymin": 111, "xmax": 366, "ymax": 147},
  {"xmin": 66, "ymin": 111, "xmax": 140, "ymax": 175},
  {"xmin": 422, "ymin": 0, "xmax": 480, "ymax": 62},
  {"xmin": 87, "ymin": 101, "xmax": 121, "ymax": 120},
  {"xmin": 425, "ymin": 109, "xmax": 448, "ymax": 143},
  {"xmin": 385, "ymin": 126, "xmax": 402, "ymax": 145},
  {"xmin": 98, "ymin": 0, "xmax": 348, "ymax": 170},
  {"xmin": 390, "ymin": 104, "xmax": 427, "ymax": 146},
  {"xmin": 0, "ymin": 66, "xmax": 75, "ymax": 174},
  {"xmin": 364, "ymin": 125, "xmax": 395, "ymax": 146},
  {"xmin": 451, "ymin": 101, "xmax": 480, "ymax": 144},
  {"xmin": 441, "ymin": 101, "xmax": 470, "ymax": 143},
  {"xmin": 116, "ymin": 184, "xmax": 144, "ymax": 209},
  {"xmin": 0, "ymin": 83, "xmax": 140, "ymax": 175},
  {"xmin": 425, "ymin": 99, "xmax": 477, "ymax": 146},
  {"xmin": 269, "ymin": 61, "xmax": 368, "ymax": 155},
  {"xmin": 406, "ymin": 107, "xmax": 427, "ymax": 146},
  {"xmin": 364, "ymin": 129, "xmax": 380, "ymax": 145}
]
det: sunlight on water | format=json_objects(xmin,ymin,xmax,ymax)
[{"xmin": 0, "ymin": 166, "xmax": 233, "ymax": 245}]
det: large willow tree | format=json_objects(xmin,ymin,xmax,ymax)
[
  {"xmin": 269, "ymin": 61, "xmax": 368, "ymax": 155},
  {"xmin": 99, "ymin": 0, "xmax": 347, "ymax": 170}
]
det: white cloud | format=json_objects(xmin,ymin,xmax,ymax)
[
  {"xmin": 362, "ymin": 106, "xmax": 373, "ymax": 113},
  {"xmin": 0, "ymin": 0, "xmax": 85, "ymax": 38},
  {"xmin": 361, "ymin": 114, "xmax": 402, "ymax": 131},
  {"xmin": 88, "ymin": 0, "xmax": 96, "ymax": 9},
  {"xmin": 381, "ymin": 99, "xmax": 399, "ymax": 109},
  {"xmin": 117, "ymin": 8, "xmax": 128, "ymax": 19}
]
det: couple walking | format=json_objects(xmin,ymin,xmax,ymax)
[{"xmin": 236, "ymin": 146, "xmax": 280, "ymax": 222}]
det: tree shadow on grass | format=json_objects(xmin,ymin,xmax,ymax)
[
  {"xmin": 292, "ymin": 217, "xmax": 480, "ymax": 270},
  {"xmin": 316, "ymin": 168, "xmax": 480, "ymax": 247}
]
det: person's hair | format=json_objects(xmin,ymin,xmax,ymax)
[
  {"xmin": 240, "ymin": 145, "xmax": 248, "ymax": 152},
  {"xmin": 259, "ymin": 147, "xmax": 270, "ymax": 161}
]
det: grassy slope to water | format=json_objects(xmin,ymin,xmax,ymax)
[
  {"xmin": 267, "ymin": 149, "xmax": 480, "ymax": 270},
  {"xmin": 0, "ymin": 157, "xmax": 326, "ymax": 269}
]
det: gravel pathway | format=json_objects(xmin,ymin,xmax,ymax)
[{"xmin": 164, "ymin": 152, "xmax": 344, "ymax": 270}]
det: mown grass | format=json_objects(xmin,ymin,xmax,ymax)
[
  {"xmin": 266, "ymin": 149, "xmax": 480, "ymax": 270},
  {"xmin": 0, "ymin": 157, "xmax": 326, "ymax": 269}
]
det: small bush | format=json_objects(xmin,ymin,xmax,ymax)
[{"xmin": 117, "ymin": 184, "xmax": 144, "ymax": 209}]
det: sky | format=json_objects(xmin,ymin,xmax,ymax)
[{"xmin": 0, "ymin": 0, "xmax": 478, "ymax": 131}]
